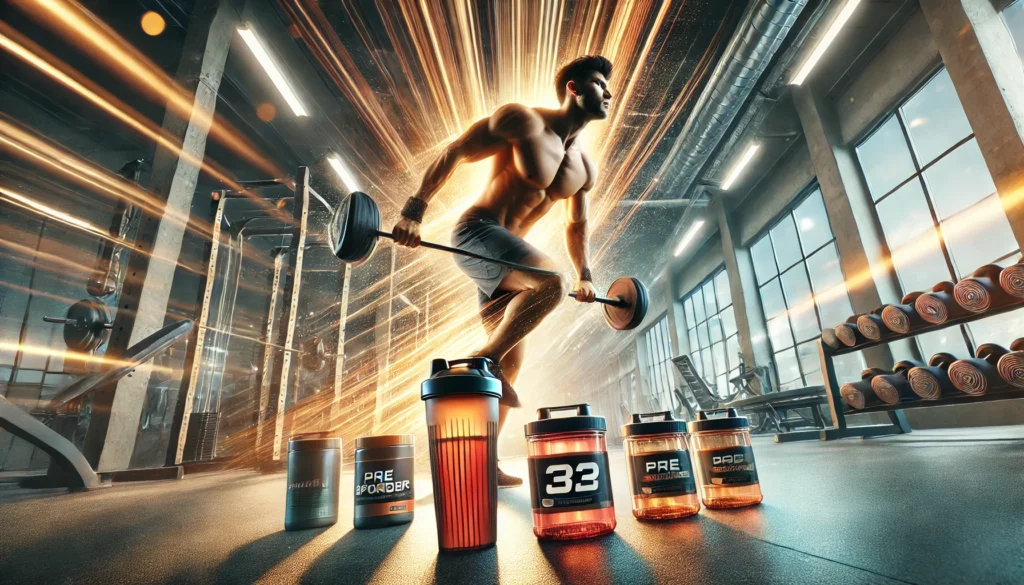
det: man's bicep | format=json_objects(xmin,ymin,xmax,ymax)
[{"xmin": 450, "ymin": 118, "xmax": 506, "ymax": 163}]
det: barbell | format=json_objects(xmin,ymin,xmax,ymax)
[
  {"xmin": 44, "ymin": 299, "xmax": 339, "ymax": 363},
  {"xmin": 327, "ymin": 191, "xmax": 649, "ymax": 330}
]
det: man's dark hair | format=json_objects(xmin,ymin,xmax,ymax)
[{"xmin": 554, "ymin": 55, "xmax": 612, "ymax": 103}]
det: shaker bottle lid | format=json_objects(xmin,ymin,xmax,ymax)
[
  {"xmin": 525, "ymin": 403, "xmax": 606, "ymax": 436},
  {"xmin": 355, "ymin": 434, "xmax": 415, "ymax": 449},
  {"xmin": 685, "ymin": 408, "xmax": 749, "ymax": 433},
  {"xmin": 420, "ymin": 357, "xmax": 502, "ymax": 401},
  {"xmin": 622, "ymin": 411, "xmax": 686, "ymax": 437},
  {"xmin": 288, "ymin": 432, "xmax": 342, "ymax": 451}
]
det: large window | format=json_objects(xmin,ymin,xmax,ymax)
[
  {"xmin": 751, "ymin": 188, "xmax": 862, "ymax": 389},
  {"xmin": 1004, "ymin": 1, "xmax": 1024, "ymax": 65},
  {"xmin": 682, "ymin": 269, "xmax": 740, "ymax": 397},
  {"xmin": 642, "ymin": 315, "xmax": 675, "ymax": 410},
  {"xmin": 855, "ymin": 67, "xmax": 1022, "ymax": 355}
]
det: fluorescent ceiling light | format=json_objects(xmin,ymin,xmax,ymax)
[
  {"xmin": 721, "ymin": 144, "xmax": 759, "ymax": 191},
  {"xmin": 237, "ymin": 27, "xmax": 308, "ymax": 116},
  {"xmin": 790, "ymin": 0, "xmax": 862, "ymax": 85},
  {"xmin": 327, "ymin": 154, "xmax": 359, "ymax": 193},
  {"xmin": 674, "ymin": 220, "xmax": 705, "ymax": 257}
]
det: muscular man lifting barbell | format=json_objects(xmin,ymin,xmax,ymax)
[{"xmin": 392, "ymin": 56, "xmax": 615, "ymax": 487}]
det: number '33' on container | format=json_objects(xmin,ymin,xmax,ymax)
[{"xmin": 525, "ymin": 404, "xmax": 616, "ymax": 540}]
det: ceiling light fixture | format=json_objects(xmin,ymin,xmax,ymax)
[
  {"xmin": 721, "ymin": 144, "xmax": 760, "ymax": 191},
  {"xmin": 790, "ymin": 0, "xmax": 863, "ymax": 86},
  {"xmin": 674, "ymin": 220, "xmax": 706, "ymax": 257},
  {"xmin": 237, "ymin": 26, "xmax": 308, "ymax": 116},
  {"xmin": 327, "ymin": 154, "xmax": 359, "ymax": 193}
]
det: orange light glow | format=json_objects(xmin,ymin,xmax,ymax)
[{"xmin": 140, "ymin": 11, "xmax": 166, "ymax": 36}]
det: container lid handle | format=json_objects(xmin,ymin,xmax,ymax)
[
  {"xmin": 631, "ymin": 411, "xmax": 676, "ymax": 424},
  {"xmin": 696, "ymin": 407, "xmax": 739, "ymax": 421},
  {"xmin": 537, "ymin": 403, "xmax": 591, "ymax": 420}
]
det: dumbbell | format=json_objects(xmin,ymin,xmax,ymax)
[
  {"xmin": 870, "ymin": 360, "xmax": 924, "ymax": 405},
  {"xmin": 43, "ymin": 298, "xmax": 113, "ymax": 353},
  {"xmin": 839, "ymin": 368, "xmax": 888, "ymax": 410}
]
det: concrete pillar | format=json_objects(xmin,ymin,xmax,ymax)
[
  {"xmin": 921, "ymin": 0, "xmax": 1024, "ymax": 248},
  {"xmin": 82, "ymin": 0, "xmax": 240, "ymax": 471},
  {"xmin": 792, "ymin": 85, "xmax": 902, "ymax": 369},
  {"xmin": 714, "ymin": 199, "xmax": 773, "ymax": 374}
]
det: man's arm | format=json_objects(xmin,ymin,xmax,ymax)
[
  {"xmin": 394, "ymin": 104, "xmax": 541, "ymax": 247},
  {"xmin": 565, "ymin": 151, "xmax": 598, "ymax": 303}
]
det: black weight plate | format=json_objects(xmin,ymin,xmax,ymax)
[
  {"xmin": 331, "ymin": 191, "xmax": 380, "ymax": 265},
  {"xmin": 63, "ymin": 298, "xmax": 112, "ymax": 352}
]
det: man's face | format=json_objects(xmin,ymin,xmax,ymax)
[{"xmin": 572, "ymin": 71, "xmax": 612, "ymax": 120}]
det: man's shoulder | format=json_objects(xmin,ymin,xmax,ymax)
[
  {"xmin": 489, "ymin": 103, "xmax": 545, "ymax": 139},
  {"xmin": 577, "ymin": 148, "xmax": 598, "ymax": 182}
]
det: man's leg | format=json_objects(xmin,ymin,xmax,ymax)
[
  {"xmin": 475, "ymin": 262, "xmax": 565, "ymax": 363},
  {"xmin": 475, "ymin": 259, "xmax": 562, "ymax": 487},
  {"xmin": 496, "ymin": 341, "xmax": 525, "ymax": 434}
]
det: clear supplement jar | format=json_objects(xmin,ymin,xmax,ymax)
[
  {"xmin": 525, "ymin": 404, "xmax": 616, "ymax": 540},
  {"xmin": 353, "ymin": 434, "xmax": 415, "ymax": 529},
  {"xmin": 622, "ymin": 411, "xmax": 700, "ymax": 520},
  {"xmin": 687, "ymin": 408, "xmax": 762, "ymax": 509},
  {"xmin": 285, "ymin": 433, "xmax": 341, "ymax": 531}
]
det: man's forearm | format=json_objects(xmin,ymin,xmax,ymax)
[{"xmin": 565, "ymin": 220, "xmax": 591, "ymax": 281}]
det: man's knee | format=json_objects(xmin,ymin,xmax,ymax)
[{"xmin": 539, "ymin": 273, "xmax": 568, "ymax": 303}]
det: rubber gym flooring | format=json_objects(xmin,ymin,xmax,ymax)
[{"xmin": 0, "ymin": 425, "xmax": 1021, "ymax": 585}]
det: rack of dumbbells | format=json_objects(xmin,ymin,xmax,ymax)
[{"xmin": 812, "ymin": 261, "xmax": 1024, "ymax": 441}]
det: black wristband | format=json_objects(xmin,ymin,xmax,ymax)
[
  {"xmin": 579, "ymin": 268, "xmax": 593, "ymax": 282},
  {"xmin": 401, "ymin": 197, "xmax": 427, "ymax": 223}
]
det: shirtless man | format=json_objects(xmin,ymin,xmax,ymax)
[{"xmin": 392, "ymin": 56, "xmax": 612, "ymax": 486}]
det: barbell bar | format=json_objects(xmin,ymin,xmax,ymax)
[{"xmin": 328, "ymin": 192, "xmax": 650, "ymax": 330}]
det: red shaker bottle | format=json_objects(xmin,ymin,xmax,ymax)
[
  {"xmin": 420, "ymin": 358, "xmax": 501, "ymax": 551},
  {"xmin": 525, "ymin": 404, "xmax": 616, "ymax": 540}
]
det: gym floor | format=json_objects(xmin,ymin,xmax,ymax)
[{"xmin": 1, "ymin": 426, "xmax": 1021, "ymax": 585}]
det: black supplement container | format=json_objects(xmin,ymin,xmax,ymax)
[
  {"xmin": 354, "ymin": 434, "xmax": 415, "ymax": 529},
  {"xmin": 285, "ymin": 433, "xmax": 341, "ymax": 531}
]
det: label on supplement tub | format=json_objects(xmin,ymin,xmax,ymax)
[
  {"xmin": 697, "ymin": 446, "xmax": 758, "ymax": 487},
  {"xmin": 354, "ymin": 457, "xmax": 414, "ymax": 515},
  {"xmin": 528, "ymin": 452, "xmax": 613, "ymax": 514},
  {"xmin": 629, "ymin": 451, "xmax": 696, "ymax": 497},
  {"xmin": 286, "ymin": 454, "xmax": 339, "ymax": 520}
]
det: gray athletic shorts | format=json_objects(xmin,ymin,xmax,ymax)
[{"xmin": 450, "ymin": 208, "xmax": 543, "ymax": 304}]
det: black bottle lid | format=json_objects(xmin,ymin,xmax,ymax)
[
  {"xmin": 525, "ymin": 403, "xmax": 606, "ymax": 436},
  {"xmin": 685, "ymin": 408, "xmax": 750, "ymax": 433},
  {"xmin": 288, "ymin": 432, "xmax": 342, "ymax": 452},
  {"xmin": 622, "ymin": 411, "xmax": 686, "ymax": 437},
  {"xmin": 420, "ymin": 357, "xmax": 502, "ymax": 401}
]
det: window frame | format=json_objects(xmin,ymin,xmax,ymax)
[
  {"xmin": 750, "ymin": 182, "xmax": 846, "ymax": 387},
  {"xmin": 680, "ymin": 266, "xmax": 741, "ymax": 397},
  {"xmin": 640, "ymin": 313, "xmax": 675, "ymax": 411}
]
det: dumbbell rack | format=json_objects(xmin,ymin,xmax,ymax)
[{"xmin": 800, "ymin": 299, "xmax": 1024, "ymax": 442}]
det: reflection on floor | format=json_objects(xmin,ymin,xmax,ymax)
[{"xmin": 1, "ymin": 426, "xmax": 1021, "ymax": 584}]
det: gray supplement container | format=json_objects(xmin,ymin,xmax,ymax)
[{"xmin": 285, "ymin": 434, "xmax": 341, "ymax": 531}]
